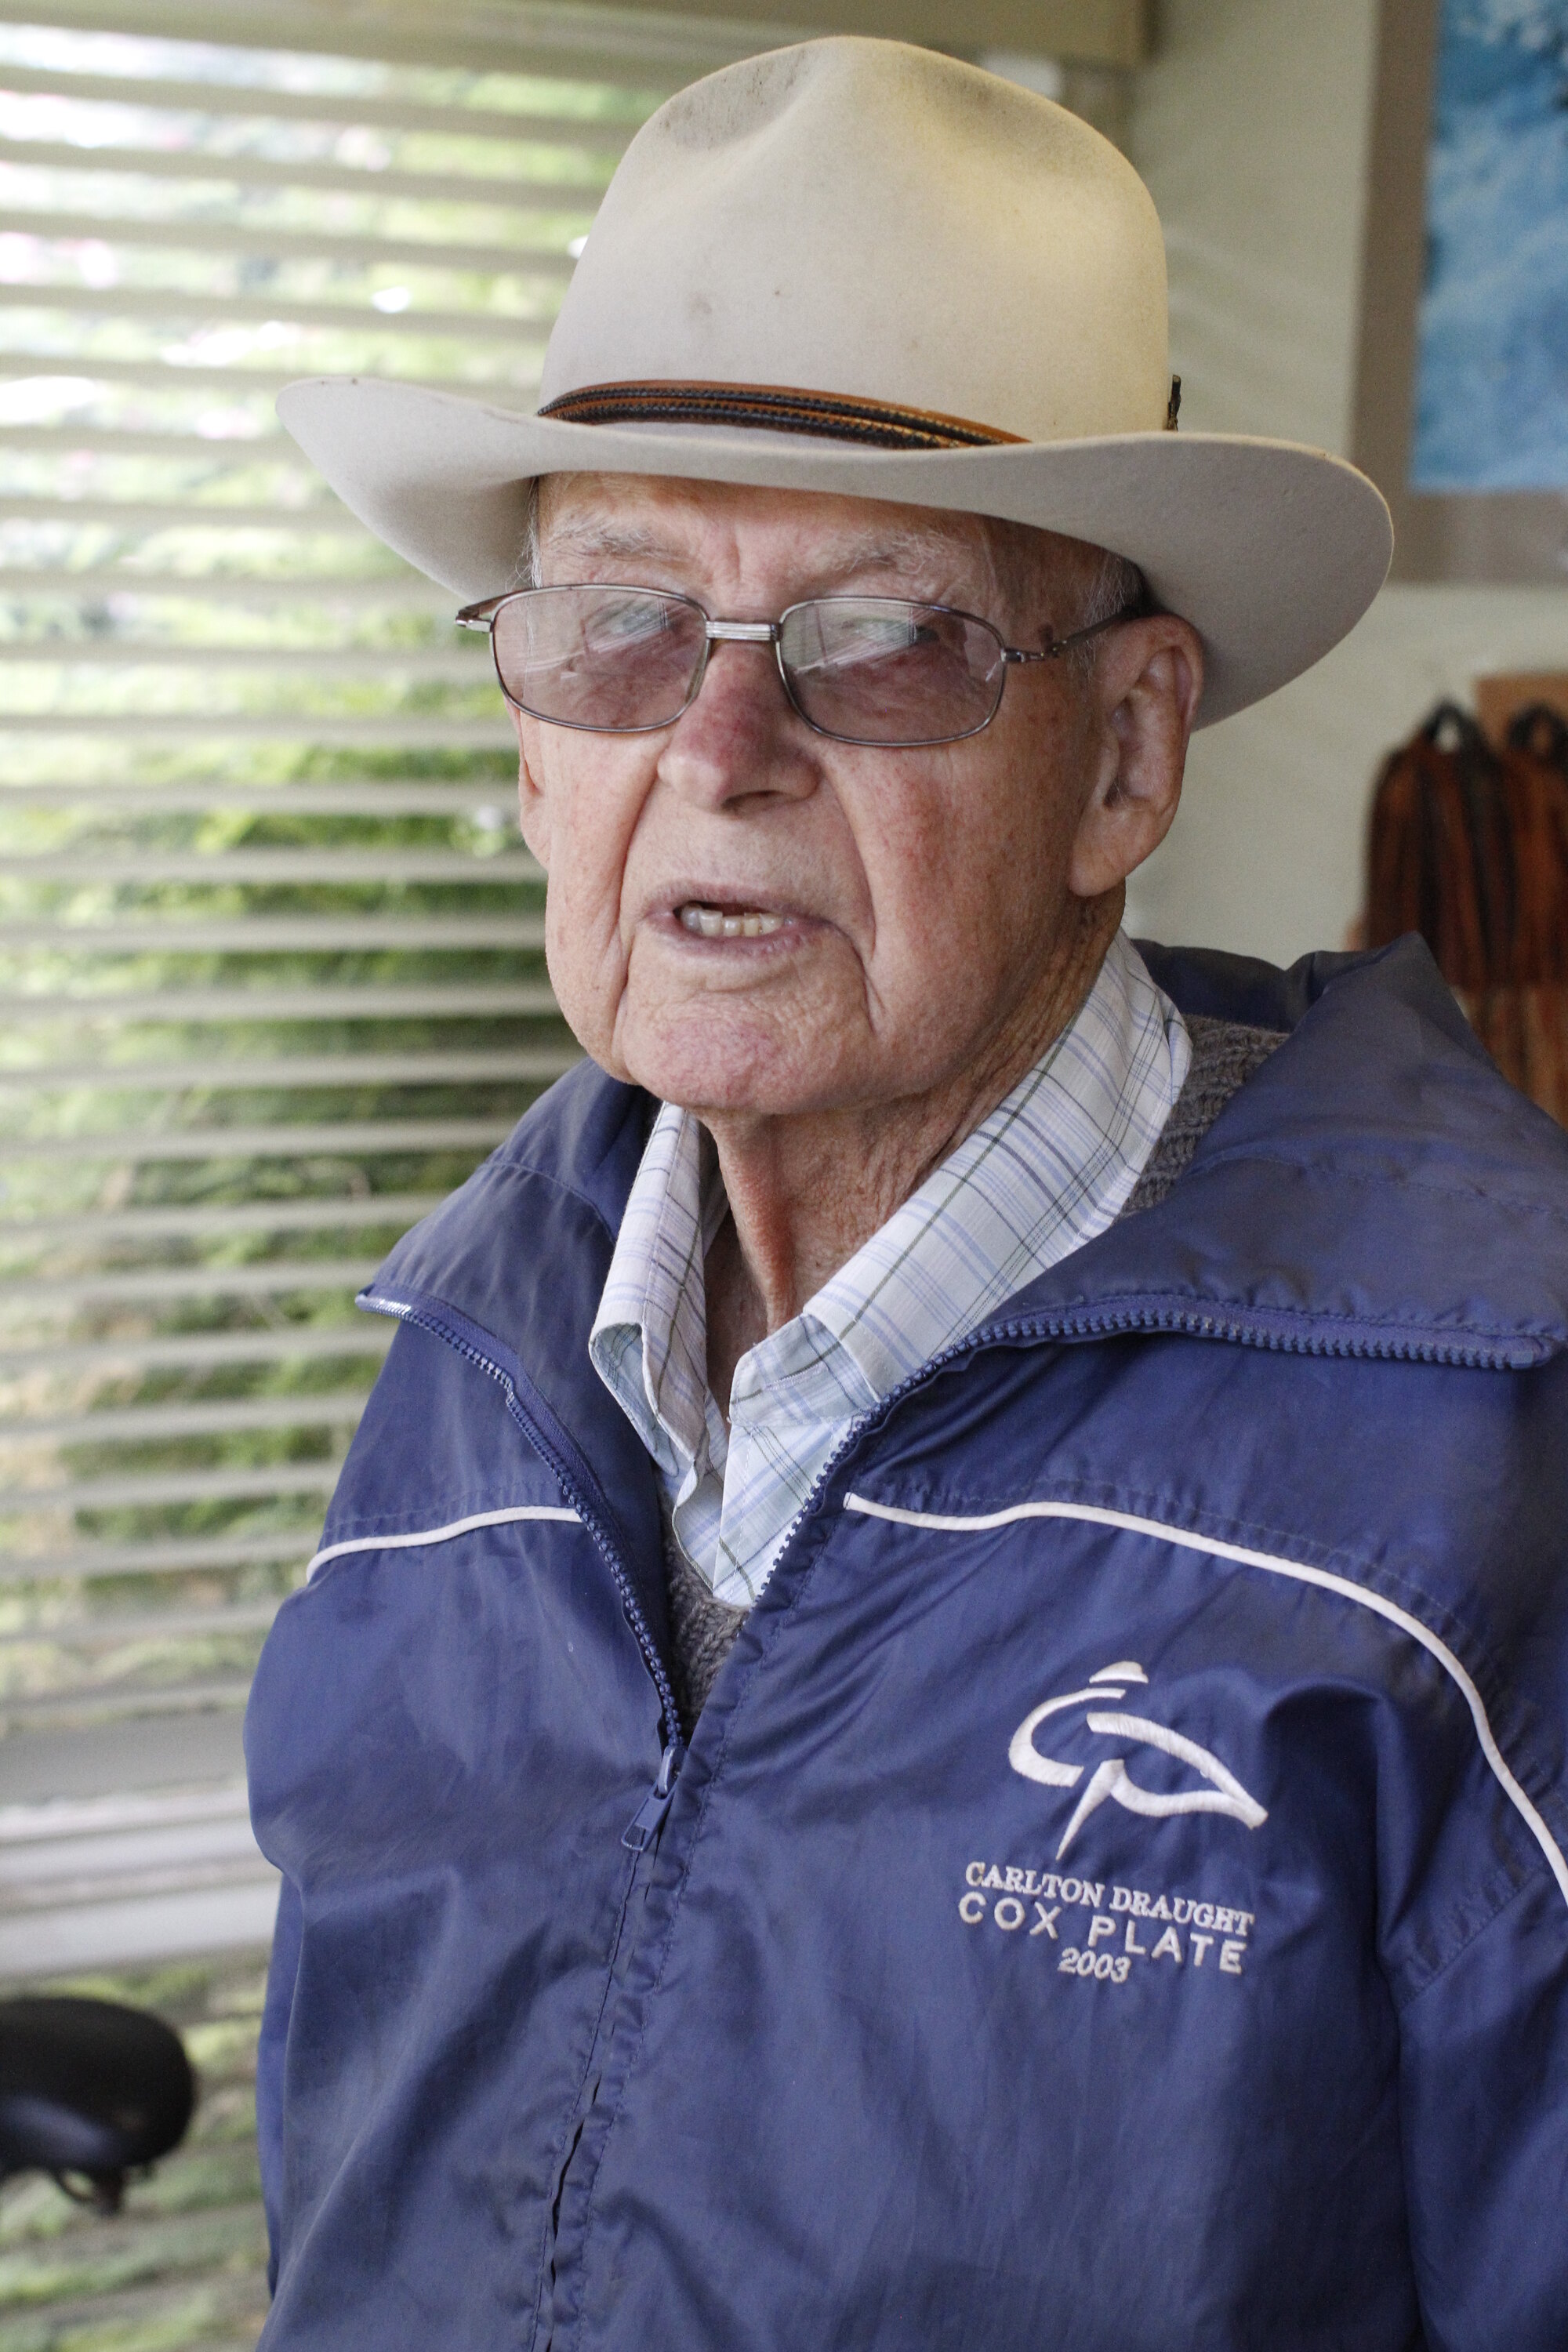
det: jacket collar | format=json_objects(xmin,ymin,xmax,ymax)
[
  {"xmin": 372, "ymin": 937, "xmax": 1568, "ymax": 1375},
  {"xmin": 1051, "ymin": 936, "xmax": 1568, "ymax": 1366}
]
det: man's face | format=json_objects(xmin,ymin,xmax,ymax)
[{"xmin": 516, "ymin": 474, "xmax": 1156, "ymax": 1120}]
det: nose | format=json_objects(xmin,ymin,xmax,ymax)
[{"xmin": 655, "ymin": 635, "xmax": 819, "ymax": 811}]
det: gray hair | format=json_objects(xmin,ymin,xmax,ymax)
[
  {"xmin": 1074, "ymin": 545, "xmax": 1145, "ymax": 634},
  {"xmin": 517, "ymin": 474, "xmax": 544, "ymax": 590},
  {"xmin": 1063, "ymin": 545, "xmax": 1146, "ymax": 675}
]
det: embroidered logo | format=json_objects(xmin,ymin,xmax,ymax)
[{"xmin": 1008, "ymin": 1660, "xmax": 1268, "ymax": 1860}]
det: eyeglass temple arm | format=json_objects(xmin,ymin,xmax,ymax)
[
  {"xmin": 456, "ymin": 597, "xmax": 506, "ymax": 629},
  {"xmin": 1004, "ymin": 599, "xmax": 1147, "ymax": 664}
]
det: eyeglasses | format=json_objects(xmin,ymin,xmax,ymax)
[{"xmin": 456, "ymin": 584, "xmax": 1140, "ymax": 749}]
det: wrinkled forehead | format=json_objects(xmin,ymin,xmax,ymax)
[{"xmin": 533, "ymin": 469, "xmax": 1109, "ymax": 610}]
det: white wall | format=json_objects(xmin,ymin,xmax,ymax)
[{"xmin": 1122, "ymin": 0, "xmax": 1568, "ymax": 960}]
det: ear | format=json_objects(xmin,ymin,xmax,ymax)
[
  {"xmin": 514, "ymin": 706, "xmax": 553, "ymax": 870},
  {"xmin": 1066, "ymin": 615, "xmax": 1204, "ymax": 900}
]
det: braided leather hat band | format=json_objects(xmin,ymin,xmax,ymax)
[{"xmin": 537, "ymin": 379, "xmax": 1026, "ymax": 452}]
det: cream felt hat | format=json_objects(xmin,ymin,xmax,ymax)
[{"xmin": 278, "ymin": 36, "xmax": 1392, "ymax": 728}]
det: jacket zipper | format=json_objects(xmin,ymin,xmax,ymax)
[
  {"xmin": 358, "ymin": 1289, "xmax": 685, "ymax": 1828},
  {"xmin": 358, "ymin": 1287, "xmax": 687, "ymax": 2347},
  {"xmin": 757, "ymin": 1294, "xmax": 1530, "ymax": 1593},
  {"xmin": 972, "ymin": 1300, "xmax": 1533, "ymax": 1370}
]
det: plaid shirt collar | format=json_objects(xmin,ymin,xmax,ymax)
[{"xmin": 590, "ymin": 931, "xmax": 1191, "ymax": 1609}]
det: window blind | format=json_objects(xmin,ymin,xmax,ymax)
[{"xmin": 0, "ymin": 0, "xmax": 775, "ymax": 1972}]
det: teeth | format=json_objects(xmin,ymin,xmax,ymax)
[{"xmin": 679, "ymin": 903, "xmax": 786, "ymax": 939}]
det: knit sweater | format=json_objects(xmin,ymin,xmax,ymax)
[{"xmin": 662, "ymin": 1014, "xmax": 1283, "ymax": 1734}]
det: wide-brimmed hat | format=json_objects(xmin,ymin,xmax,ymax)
[{"xmin": 278, "ymin": 36, "xmax": 1392, "ymax": 728}]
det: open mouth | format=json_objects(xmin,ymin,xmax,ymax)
[{"xmin": 677, "ymin": 902, "xmax": 789, "ymax": 940}]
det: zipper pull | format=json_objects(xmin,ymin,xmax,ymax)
[{"xmin": 622, "ymin": 1737, "xmax": 684, "ymax": 1851}]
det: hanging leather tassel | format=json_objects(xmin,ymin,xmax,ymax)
[
  {"xmin": 1363, "ymin": 700, "xmax": 1568, "ymax": 1124},
  {"xmin": 1364, "ymin": 703, "xmax": 1512, "ymax": 991}
]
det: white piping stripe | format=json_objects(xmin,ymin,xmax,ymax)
[
  {"xmin": 844, "ymin": 1490, "xmax": 1568, "ymax": 1910},
  {"xmin": 307, "ymin": 1503, "xmax": 580, "ymax": 1578}
]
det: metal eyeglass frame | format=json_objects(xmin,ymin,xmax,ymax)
[{"xmin": 456, "ymin": 585, "xmax": 1144, "ymax": 748}]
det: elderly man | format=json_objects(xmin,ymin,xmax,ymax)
[{"xmin": 249, "ymin": 37, "xmax": 1568, "ymax": 2352}]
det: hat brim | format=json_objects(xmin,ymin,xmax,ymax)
[{"xmin": 278, "ymin": 376, "xmax": 1392, "ymax": 728}]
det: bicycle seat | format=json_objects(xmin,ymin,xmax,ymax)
[{"xmin": 0, "ymin": 1995, "xmax": 195, "ymax": 2212}]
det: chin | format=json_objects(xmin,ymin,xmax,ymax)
[
  {"xmin": 622, "ymin": 1013, "xmax": 852, "ymax": 1120},
  {"xmin": 636, "ymin": 1060, "xmax": 830, "ymax": 1120}
]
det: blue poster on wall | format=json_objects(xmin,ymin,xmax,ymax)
[{"xmin": 1410, "ymin": 0, "xmax": 1568, "ymax": 491}]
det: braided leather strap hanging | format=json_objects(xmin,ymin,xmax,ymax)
[{"xmin": 1364, "ymin": 701, "xmax": 1568, "ymax": 1123}]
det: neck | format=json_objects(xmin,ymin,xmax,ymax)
[{"xmin": 701, "ymin": 889, "xmax": 1122, "ymax": 1413}]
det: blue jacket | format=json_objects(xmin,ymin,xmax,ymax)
[{"xmin": 247, "ymin": 939, "xmax": 1568, "ymax": 2351}]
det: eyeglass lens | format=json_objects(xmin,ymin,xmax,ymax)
[
  {"xmin": 492, "ymin": 586, "xmax": 703, "ymax": 733},
  {"xmin": 488, "ymin": 587, "xmax": 1010, "ymax": 746}
]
